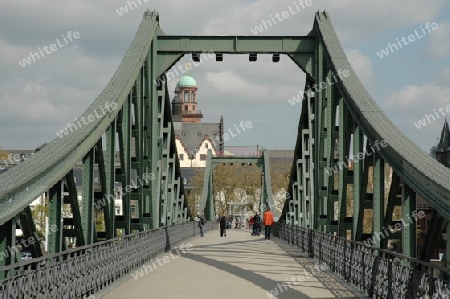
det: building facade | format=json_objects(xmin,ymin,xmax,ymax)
[{"xmin": 171, "ymin": 74, "xmax": 224, "ymax": 168}]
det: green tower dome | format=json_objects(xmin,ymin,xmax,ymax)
[{"xmin": 178, "ymin": 75, "xmax": 197, "ymax": 87}]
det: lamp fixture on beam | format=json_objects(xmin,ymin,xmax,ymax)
[
  {"xmin": 192, "ymin": 53, "xmax": 200, "ymax": 62},
  {"xmin": 272, "ymin": 53, "xmax": 280, "ymax": 62}
]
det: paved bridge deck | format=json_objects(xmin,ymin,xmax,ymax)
[{"xmin": 97, "ymin": 229, "xmax": 367, "ymax": 299}]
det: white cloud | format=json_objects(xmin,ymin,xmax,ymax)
[
  {"xmin": 384, "ymin": 83, "xmax": 450, "ymax": 150},
  {"xmin": 428, "ymin": 21, "xmax": 450, "ymax": 58},
  {"xmin": 345, "ymin": 49, "xmax": 375, "ymax": 87}
]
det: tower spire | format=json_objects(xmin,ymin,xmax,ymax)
[{"xmin": 436, "ymin": 119, "xmax": 450, "ymax": 167}]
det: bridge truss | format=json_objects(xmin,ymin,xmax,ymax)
[
  {"xmin": 0, "ymin": 9, "xmax": 449, "ymax": 298},
  {"xmin": 199, "ymin": 149, "xmax": 274, "ymax": 220}
]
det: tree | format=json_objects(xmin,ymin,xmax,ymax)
[
  {"xmin": 430, "ymin": 145, "xmax": 438, "ymax": 159},
  {"xmin": 269, "ymin": 158, "xmax": 291, "ymax": 215},
  {"xmin": 31, "ymin": 203, "xmax": 47, "ymax": 239},
  {"xmin": 212, "ymin": 164, "xmax": 261, "ymax": 215}
]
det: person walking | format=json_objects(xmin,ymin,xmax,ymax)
[
  {"xmin": 219, "ymin": 212, "xmax": 227, "ymax": 237},
  {"xmin": 263, "ymin": 207, "xmax": 274, "ymax": 240},
  {"xmin": 253, "ymin": 212, "xmax": 261, "ymax": 236},
  {"xmin": 198, "ymin": 211, "xmax": 206, "ymax": 237}
]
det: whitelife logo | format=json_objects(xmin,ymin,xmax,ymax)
[
  {"xmin": 376, "ymin": 22, "xmax": 438, "ymax": 58},
  {"xmin": 18, "ymin": 31, "xmax": 81, "ymax": 68}
]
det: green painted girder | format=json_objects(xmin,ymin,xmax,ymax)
[
  {"xmin": 324, "ymin": 70, "xmax": 338, "ymax": 233},
  {"xmin": 81, "ymin": 149, "xmax": 95, "ymax": 245},
  {"xmin": 402, "ymin": 183, "xmax": 416, "ymax": 258},
  {"xmin": 155, "ymin": 35, "xmax": 315, "ymax": 79},
  {"xmin": 117, "ymin": 96, "xmax": 132, "ymax": 234},
  {"xmin": 157, "ymin": 35, "xmax": 315, "ymax": 54},
  {"xmin": 105, "ymin": 122, "xmax": 116, "ymax": 238},
  {"xmin": 0, "ymin": 218, "xmax": 16, "ymax": 279},
  {"xmin": 420, "ymin": 210, "xmax": 445, "ymax": 262},
  {"xmin": 18, "ymin": 206, "xmax": 43, "ymax": 258},
  {"xmin": 199, "ymin": 150, "xmax": 214, "ymax": 220},
  {"xmin": 261, "ymin": 150, "xmax": 274, "ymax": 212},
  {"xmin": 336, "ymin": 97, "xmax": 351, "ymax": 237},
  {"xmin": 352, "ymin": 125, "xmax": 364, "ymax": 241},
  {"xmin": 147, "ymin": 40, "xmax": 161, "ymax": 229},
  {"xmin": 211, "ymin": 157, "xmax": 262, "ymax": 167},
  {"xmin": 63, "ymin": 170, "xmax": 85, "ymax": 246},
  {"xmin": 48, "ymin": 181, "xmax": 63, "ymax": 254},
  {"xmin": 306, "ymin": 78, "xmax": 316, "ymax": 230},
  {"xmin": 380, "ymin": 172, "xmax": 401, "ymax": 249},
  {"xmin": 282, "ymin": 92, "xmax": 310, "ymax": 226},
  {"xmin": 132, "ymin": 74, "xmax": 146, "ymax": 230},
  {"xmin": 372, "ymin": 152, "xmax": 385, "ymax": 248}
]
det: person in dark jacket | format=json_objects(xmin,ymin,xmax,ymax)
[
  {"xmin": 253, "ymin": 212, "xmax": 261, "ymax": 236},
  {"xmin": 198, "ymin": 211, "xmax": 206, "ymax": 237},
  {"xmin": 219, "ymin": 212, "xmax": 227, "ymax": 237}
]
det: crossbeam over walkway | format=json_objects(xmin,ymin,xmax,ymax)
[{"xmin": 100, "ymin": 228, "xmax": 365, "ymax": 299}]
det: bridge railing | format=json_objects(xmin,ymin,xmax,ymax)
[
  {"xmin": 273, "ymin": 223, "xmax": 450, "ymax": 298},
  {"xmin": 0, "ymin": 222, "xmax": 217, "ymax": 299}
]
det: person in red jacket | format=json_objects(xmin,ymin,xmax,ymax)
[{"xmin": 263, "ymin": 207, "xmax": 274, "ymax": 240}]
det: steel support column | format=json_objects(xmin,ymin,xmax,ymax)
[
  {"xmin": 372, "ymin": 152, "xmax": 385, "ymax": 248},
  {"xmin": 402, "ymin": 183, "xmax": 416, "ymax": 257},
  {"xmin": 352, "ymin": 125, "xmax": 364, "ymax": 240},
  {"xmin": 48, "ymin": 180, "xmax": 63, "ymax": 253},
  {"xmin": 147, "ymin": 38, "xmax": 161, "ymax": 229},
  {"xmin": 0, "ymin": 219, "xmax": 16, "ymax": 279},
  {"xmin": 105, "ymin": 122, "xmax": 116, "ymax": 238},
  {"xmin": 81, "ymin": 149, "xmax": 95, "ymax": 245},
  {"xmin": 337, "ymin": 98, "xmax": 351, "ymax": 237},
  {"xmin": 118, "ymin": 95, "xmax": 131, "ymax": 234}
]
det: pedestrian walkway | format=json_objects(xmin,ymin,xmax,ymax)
[{"xmin": 98, "ymin": 228, "xmax": 367, "ymax": 299}]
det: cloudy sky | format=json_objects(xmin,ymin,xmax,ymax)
[{"xmin": 1, "ymin": 0, "xmax": 449, "ymax": 154}]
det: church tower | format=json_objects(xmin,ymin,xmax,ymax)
[{"xmin": 171, "ymin": 74, "xmax": 203, "ymax": 123}]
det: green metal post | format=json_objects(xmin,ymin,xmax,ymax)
[
  {"xmin": 372, "ymin": 152, "xmax": 384, "ymax": 248},
  {"xmin": 352, "ymin": 125, "xmax": 364, "ymax": 240},
  {"xmin": 337, "ymin": 97, "xmax": 349, "ymax": 237},
  {"xmin": 148, "ymin": 39, "xmax": 160, "ymax": 229},
  {"xmin": 105, "ymin": 122, "xmax": 116, "ymax": 238},
  {"xmin": 48, "ymin": 180, "xmax": 63, "ymax": 253},
  {"xmin": 402, "ymin": 183, "xmax": 416, "ymax": 257},
  {"xmin": 0, "ymin": 219, "xmax": 17, "ymax": 279},
  {"xmin": 82, "ymin": 149, "xmax": 95, "ymax": 245}
]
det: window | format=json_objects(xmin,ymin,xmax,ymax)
[
  {"xmin": 179, "ymin": 154, "xmax": 184, "ymax": 160},
  {"xmin": 192, "ymin": 105, "xmax": 195, "ymax": 110},
  {"xmin": 205, "ymin": 143, "xmax": 208, "ymax": 148},
  {"xmin": 200, "ymin": 154, "xmax": 206, "ymax": 161},
  {"xmin": 191, "ymin": 92, "xmax": 195, "ymax": 102},
  {"xmin": 184, "ymin": 93, "xmax": 188, "ymax": 102},
  {"xmin": 184, "ymin": 105, "xmax": 188, "ymax": 110}
]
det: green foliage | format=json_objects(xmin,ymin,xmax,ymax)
[
  {"xmin": 31, "ymin": 202, "xmax": 47, "ymax": 239},
  {"xmin": 430, "ymin": 145, "xmax": 438, "ymax": 159}
]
